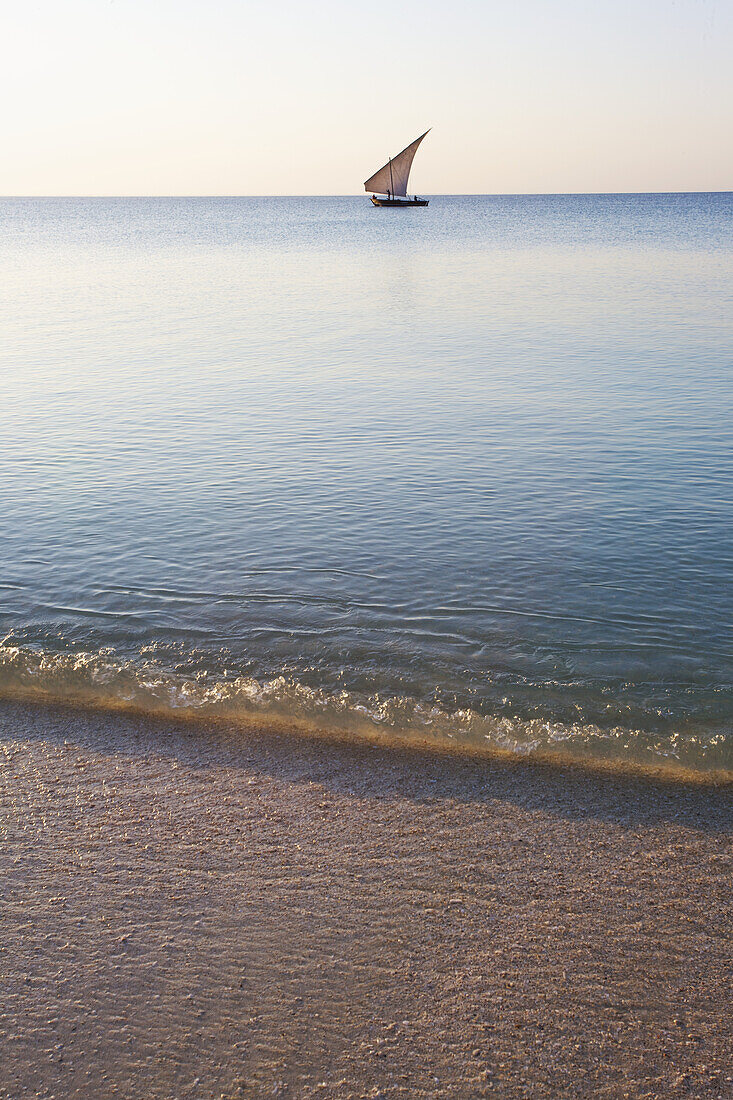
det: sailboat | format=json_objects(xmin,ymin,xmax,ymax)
[{"xmin": 364, "ymin": 130, "xmax": 430, "ymax": 207}]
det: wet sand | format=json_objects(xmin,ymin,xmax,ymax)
[{"xmin": 0, "ymin": 699, "xmax": 731, "ymax": 1099}]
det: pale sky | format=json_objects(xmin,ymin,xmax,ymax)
[{"xmin": 2, "ymin": 0, "xmax": 731, "ymax": 195}]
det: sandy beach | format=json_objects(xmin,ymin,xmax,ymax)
[{"xmin": 0, "ymin": 698, "xmax": 730, "ymax": 1099}]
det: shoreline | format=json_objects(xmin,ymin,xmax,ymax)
[
  {"xmin": 0, "ymin": 675, "xmax": 730, "ymax": 787},
  {"xmin": 1, "ymin": 698, "xmax": 731, "ymax": 1098}
]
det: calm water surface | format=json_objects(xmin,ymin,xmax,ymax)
[{"xmin": 1, "ymin": 195, "xmax": 731, "ymax": 771}]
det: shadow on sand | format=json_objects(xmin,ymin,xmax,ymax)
[{"xmin": 1, "ymin": 696, "xmax": 731, "ymax": 834}]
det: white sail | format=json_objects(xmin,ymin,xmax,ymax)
[{"xmin": 364, "ymin": 130, "xmax": 430, "ymax": 197}]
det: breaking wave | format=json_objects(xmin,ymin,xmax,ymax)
[{"xmin": 0, "ymin": 641, "xmax": 729, "ymax": 780}]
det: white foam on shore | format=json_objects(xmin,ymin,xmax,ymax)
[{"xmin": 0, "ymin": 642, "xmax": 729, "ymax": 777}]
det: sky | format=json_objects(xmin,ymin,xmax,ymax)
[{"xmin": 2, "ymin": 0, "xmax": 731, "ymax": 195}]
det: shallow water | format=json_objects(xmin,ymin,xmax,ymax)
[{"xmin": 1, "ymin": 195, "xmax": 731, "ymax": 771}]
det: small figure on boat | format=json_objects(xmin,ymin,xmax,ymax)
[{"xmin": 365, "ymin": 131, "xmax": 430, "ymax": 207}]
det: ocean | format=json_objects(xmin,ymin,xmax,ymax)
[{"xmin": 1, "ymin": 194, "xmax": 731, "ymax": 773}]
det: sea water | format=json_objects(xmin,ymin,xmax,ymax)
[{"xmin": 1, "ymin": 195, "xmax": 731, "ymax": 772}]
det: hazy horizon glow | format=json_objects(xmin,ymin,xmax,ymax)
[{"xmin": 2, "ymin": 0, "xmax": 731, "ymax": 195}]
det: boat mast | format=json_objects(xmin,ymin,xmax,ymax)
[{"xmin": 389, "ymin": 157, "xmax": 394, "ymax": 197}]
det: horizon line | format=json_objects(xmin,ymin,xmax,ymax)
[{"xmin": 1, "ymin": 190, "xmax": 731, "ymax": 199}]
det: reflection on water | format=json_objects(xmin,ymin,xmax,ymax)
[{"xmin": 0, "ymin": 195, "xmax": 731, "ymax": 771}]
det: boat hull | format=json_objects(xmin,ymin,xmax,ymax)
[{"xmin": 370, "ymin": 196, "xmax": 429, "ymax": 207}]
